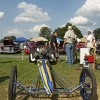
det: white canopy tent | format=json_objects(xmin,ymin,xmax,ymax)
[
  {"xmin": 80, "ymin": 37, "xmax": 87, "ymax": 42},
  {"xmin": 30, "ymin": 36, "xmax": 48, "ymax": 42}
]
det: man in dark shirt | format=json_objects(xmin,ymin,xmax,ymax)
[{"xmin": 50, "ymin": 32, "xmax": 60, "ymax": 62}]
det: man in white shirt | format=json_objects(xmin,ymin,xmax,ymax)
[{"xmin": 87, "ymin": 31, "xmax": 95, "ymax": 48}]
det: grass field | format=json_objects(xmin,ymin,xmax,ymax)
[{"xmin": 0, "ymin": 56, "xmax": 100, "ymax": 100}]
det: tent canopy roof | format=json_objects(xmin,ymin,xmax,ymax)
[
  {"xmin": 56, "ymin": 38, "xmax": 63, "ymax": 41},
  {"xmin": 30, "ymin": 36, "xmax": 48, "ymax": 42},
  {"xmin": 80, "ymin": 37, "xmax": 87, "ymax": 42},
  {"xmin": 13, "ymin": 37, "xmax": 28, "ymax": 42}
]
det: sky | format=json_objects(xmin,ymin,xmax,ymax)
[{"xmin": 0, "ymin": 0, "xmax": 100, "ymax": 39}]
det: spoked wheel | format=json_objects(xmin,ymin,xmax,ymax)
[
  {"xmin": 79, "ymin": 68, "xmax": 97, "ymax": 100},
  {"xmin": 8, "ymin": 66, "xmax": 17, "ymax": 100}
]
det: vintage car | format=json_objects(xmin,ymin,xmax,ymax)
[
  {"xmin": 58, "ymin": 41, "xmax": 66, "ymax": 54},
  {"xmin": 96, "ymin": 44, "xmax": 100, "ymax": 54},
  {"xmin": 76, "ymin": 42, "xmax": 86, "ymax": 52},
  {"xmin": 25, "ymin": 42, "xmax": 37, "ymax": 54},
  {"xmin": 0, "ymin": 39, "xmax": 21, "ymax": 54}
]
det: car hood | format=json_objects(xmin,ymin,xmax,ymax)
[{"xmin": 3, "ymin": 39, "xmax": 14, "ymax": 46}]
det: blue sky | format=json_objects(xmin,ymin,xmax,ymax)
[{"xmin": 0, "ymin": 0, "xmax": 100, "ymax": 39}]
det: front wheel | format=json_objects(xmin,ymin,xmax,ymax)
[
  {"xmin": 8, "ymin": 66, "xmax": 17, "ymax": 100},
  {"xmin": 79, "ymin": 68, "xmax": 97, "ymax": 100}
]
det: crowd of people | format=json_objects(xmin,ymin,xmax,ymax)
[
  {"xmin": 21, "ymin": 26, "xmax": 96, "ymax": 65},
  {"xmin": 50, "ymin": 25, "xmax": 96, "ymax": 66}
]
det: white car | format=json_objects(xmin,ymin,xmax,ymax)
[{"xmin": 0, "ymin": 39, "xmax": 21, "ymax": 54}]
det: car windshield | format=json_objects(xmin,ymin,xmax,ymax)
[{"xmin": 28, "ymin": 42, "xmax": 37, "ymax": 48}]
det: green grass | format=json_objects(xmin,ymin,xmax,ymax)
[
  {"xmin": 0, "ymin": 57, "xmax": 100, "ymax": 99},
  {"xmin": 0, "ymin": 51, "xmax": 28, "ymax": 56}
]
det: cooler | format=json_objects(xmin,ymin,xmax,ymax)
[{"xmin": 80, "ymin": 48, "xmax": 90, "ymax": 64}]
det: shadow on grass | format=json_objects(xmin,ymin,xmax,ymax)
[
  {"xmin": 50, "ymin": 61, "xmax": 57, "ymax": 65},
  {"xmin": 0, "ymin": 76, "xmax": 9, "ymax": 83},
  {"xmin": 0, "ymin": 60, "xmax": 18, "ymax": 63},
  {"xmin": 50, "ymin": 59, "xmax": 65, "ymax": 65},
  {"xmin": 0, "ymin": 61, "xmax": 12, "ymax": 63},
  {"xmin": 59, "ymin": 59, "xmax": 65, "ymax": 62},
  {"xmin": 74, "ymin": 59, "xmax": 80, "ymax": 64}
]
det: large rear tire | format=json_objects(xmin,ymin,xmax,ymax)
[
  {"xmin": 29, "ymin": 48, "xmax": 36, "ymax": 63},
  {"xmin": 8, "ymin": 66, "xmax": 17, "ymax": 100},
  {"xmin": 29, "ymin": 48, "xmax": 35, "ymax": 63},
  {"xmin": 79, "ymin": 68, "xmax": 97, "ymax": 100},
  {"xmin": 29, "ymin": 53, "xmax": 33, "ymax": 63}
]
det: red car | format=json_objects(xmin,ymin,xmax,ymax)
[
  {"xmin": 77, "ymin": 42, "xmax": 86, "ymax": 51},
  {"xmin": 58, "ymin": 41, "xmax": 66, "ymax": 54},
  {"xmin": 25, "ymin": 42, "xmax": 37, "ymax": 54},
  {"xmin": 58, "ymin": 46, "xmax": 66, "ymax": 54}
]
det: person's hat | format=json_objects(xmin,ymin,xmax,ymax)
[{"xmin": 68, "ymin": 26, "xmax": 72, "ymax": 29}]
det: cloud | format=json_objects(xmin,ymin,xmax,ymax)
[
  {"xmin": 68, "ymin": 16, "xmax": 97, "ymax": 26},
  {"xmin": 78, "ymin": 25, "xmax": 94, "ymax": 32},
  {"xmin": 3, "ymin": 24, "xmax": 50, "ymax": 39},
  {"xmin": 60, "ymin": 24, "xmax": 65, "ymax": 28},
  {"xmin": 76, "ymin": 0, "xmax": 100, "ymax": 16},
  {"xmin": 29, "ymin": 24, "xmax": 50, "ymax": 33},
  {"xmin": 67, "ymin": 16, "xmax": 97, "ymax": 36},
  {"xmin": 7, "ymin": 28, "xmax": 22, "ymax": 35},
  {"xmin": 14, "ymin": 2, "xmax": 51, "ymax": 22},
  {"xmin": 0, "ymin": 12, "xmax": 4, "ymax": 18}
]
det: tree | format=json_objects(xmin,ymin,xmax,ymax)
[
  {"xmin": 55, "ymin": 23, "xmax": 83, "ymax": 39},
  {"xmin": 39, "ymin": 27, "xmax": 52, "ymax": 41},
  {"xmin": 4, "ymin": 36, "xmax": 16, "ymax": 40},
  {"xmin": 0, "ymin": 36, "xmax": 16, "ymax": 42},
  {"xmin": 72, "ymin": 25, "xmax": 83, "ymax": 38},
  {"xmin": 93, "ymin": 28, "xmax": 100, "ymax": 39}
]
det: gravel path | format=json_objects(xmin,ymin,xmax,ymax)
[
  {"xmin": 16, "ymin": 87, "xmax": 100, "ymax": 100},
  {"xmin": 0, "ymin": 55, "xmax": 67, "ymax": 58},
  {"xmin": 0, "ymin": 54, "xmax": 100, "ymax": 58}
]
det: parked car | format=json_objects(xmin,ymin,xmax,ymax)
[
  {"xmin": 58, "ymin": 41, "xmax": 66, "ymax": 54},
  {"xmin": 25, "ymin": 42, "xmax": 37, "ymax": 54},
  {"xmin": 76, "ymin": 42, "xmax": 86, "ymax": 52},
  {"xmin": 58, "ymin": 46, "xmax": 65, "ymax": 54},
  {"xmin": 0, "ymin": 39, "xmax": 21, "ymax": 54},
  {"xmin": 96, "ymin": 44, "xmax": 100, "ymax": 54}
]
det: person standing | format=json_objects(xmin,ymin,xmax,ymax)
[
  {"xmin": 63, "ymin": 26, "xmax": 76, "ymax": 66},
  {"xmin": 72, "ymin": 30, "xmax": 78, "ymax": 60},
  {"xmin": 86, "ymin": 31, "xmax": 96, "ymax": 48},
  {"xmin": 50, "ymin": 32, "xmax": 60, "ymax": 62}
]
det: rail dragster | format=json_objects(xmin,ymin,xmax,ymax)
[{"xmin": 8, "ymin": 45, "xmax": 97, "ymax": 100}]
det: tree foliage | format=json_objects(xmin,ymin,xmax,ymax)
[
  {"xmin": 3, "ymin": 36, "xmax": 16, "ymax": 40},
  {"xmin": 0, "ymin": 36, "xmax": 16, "ymax": 42},
  {"xmin": 55, "ymin": 23, "xmax": 83, "ymax": 39},
  {"xmin": 39, "ymin": 27, "xmax": 52, "ymax": 40},
  {"xmin": 93, "ymin": 28, "xmax": 100, "ymax": 39}
]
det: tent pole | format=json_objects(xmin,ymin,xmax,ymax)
[{"xmin": 21, "ymin": 49, "xmax": 24, "ymax": 60}]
